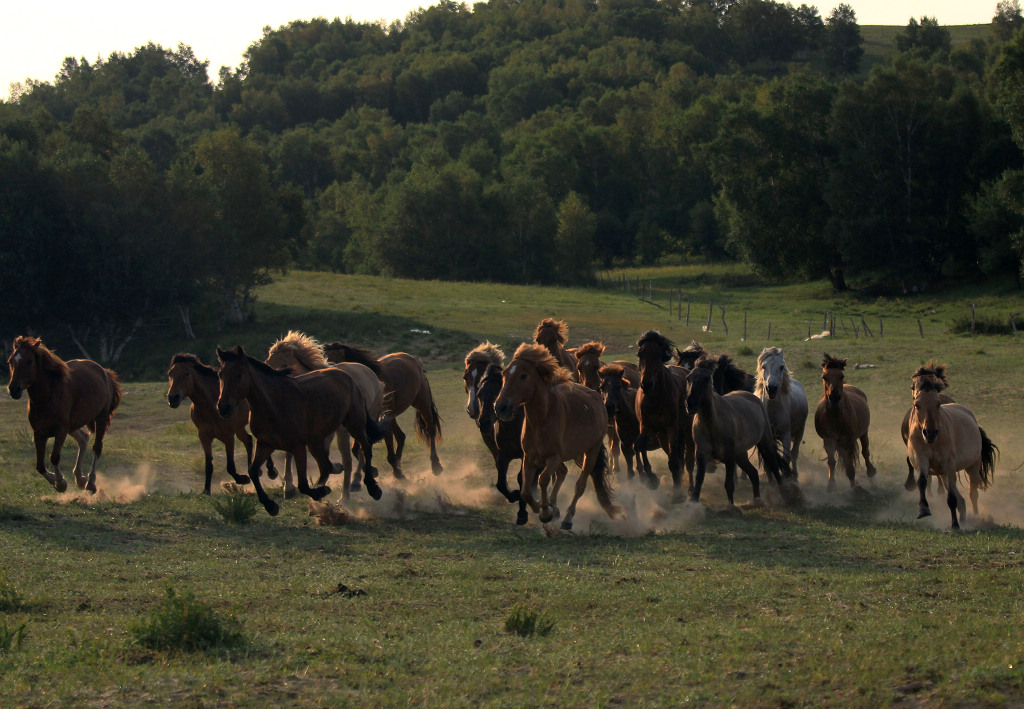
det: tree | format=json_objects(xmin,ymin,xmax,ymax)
[
  {"xmin": 824, "ymin": 4, "xmax": 863, "ymax": 76},
  {"xmin": 554, "ymin": 191, "xmax": 597, "ymax": 283},
  {"xmin": 895, "ymin": 17, "xmax": 952, "ymax": 57},
  {"xmin": 993, "ymin": 0, "xmax": 1024, "ymax": 42}
]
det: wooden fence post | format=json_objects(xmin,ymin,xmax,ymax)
[
  {"xmin": 743, "ymin": 311, "xmax": 747, "ymax": 341},
  {"xmin": 970, "ymin": 304, "xmax": 976, "ymax": 335},
  {"xmin": 767, "ymin": 322, "xmax": 772, "ymax": 341},
  {"xmin": 706, "ymin": 302, "xmax": 713, "ymax": 332},
  {"xmin": 685, "ymin": 299, "xmax": 691, "ymax": 327},
  {"xmin": 918, "ymin": 319, "xmax": 924, "ymax": 338},
  {"xmin": 720, "ymin": 305, "xmax": 728, "ymax": 335}
]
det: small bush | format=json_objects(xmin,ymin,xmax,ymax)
[
  {"xmin": 210, "ymin": 492, "xmax": 260, "ymax": 524},
  {"xmin": 948, "ymin": 315, "xmax": 1014, "ymax": 336},
  {"xmin": 505, "ymin": 606, "xmax": 555, "ymax": 637},
  {"xmin": 130, "ymin": 587, "xmax": 244, "ymax": 652},
  {"xmin": 0, "ymin": 620, "xmax": 26, "ymax": 652},
  {"xmin": 736, "ymin": 345, "xmax": 754, "ymax": 357}
]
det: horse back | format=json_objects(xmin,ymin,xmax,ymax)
[
  {"xmin": 908, "ymin": 403, "xmax": 983, "ymax": 474},
  {"xmin": 815, "ymin": 384, "xmax": 870, "ymax": 439},
  {"xmin": 709, "ymin": 391, "xmax": 771, "ymax": 453},
  {"xmin": 334, "ymin": 362, "xmax": 385, "ymax": 418},
  {"xmin": 377, "ymin": 352, "xmax": 423, "ymax": 416},
  {"xmin": 525, "ymin": 383, "xmax": 605, "ymax": 462},
  {"xmin": 65, "ymin": 359, "xmax": 120, "ymax": 431}
]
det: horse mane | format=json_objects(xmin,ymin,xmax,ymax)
[
  {"xmin": 465, "ymin": 341, "xmax": 505, "ymax": 369},
  {"xmin": 674, "ymin": 340, "xmax": 706, "ymax": 367},
  {"xmin": 755, "ymin": 347, "xmax": 792, "ymax": 396},
  {"xmin": 715, "ymin": 353, "xmax": 755, "ymax": 393},
  {"xmin": 576, "ymin": 341, "xmax": 606, "ymax": 358},
  {"xmin": 171, "ymin": 353, "xmax": 218, "ymax": 381},
  {"xmin": 268, "ymin": 330, "xmax": 330, "ymax": 370},
  {"xmin": 637, "ymin": 330, "xmax": 675, "ymax": 363},
  {"xmin": 323, "ymin": 342, "xmax": 383, "ymax": 375},
  {"xmin": 694, "ymin": 354, "xmax": 718, "ymax": 373},
  {"xmin": 13, "ymin": 336, "xmax": 69, "ymax": 380},
  {"xmin": 821, "ymin": 352, "xmax": 847, "ymax": 371},
  {"xmin": 218, "ymin": 345, "xmax": 292, "ymax": 378},
  {"xmin": 599, "ymin": 363, "xmax": 625, "ymax": 379},
  {"xmin": 480, "ymin": 362, "xmax": 504, "ymax": 387},
  {"xmin": 911, "ymin": 361, "xmax": 948, "ymax": 391},
  {"xmin": 533, "ymin": 318, "xmax": 569, "ymax": 346},
  {"xmin": 512, "ymin": 343, "xmax": 573, "ymax": 385}
]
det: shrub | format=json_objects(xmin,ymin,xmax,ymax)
[
  {"xmin": 210, "ymin": 492, "xmax": 260, "ymax": 524},
  {"xmin": 130, "ymin": 587, "xmax": 244, "ymax": 652},
  {"xmin": 505, "ymin": 606, "xmax": 555, "ymax": 637},
  {"xmin": 947, "ymin": 315, "xmax": 1014, "ymax": 335}
]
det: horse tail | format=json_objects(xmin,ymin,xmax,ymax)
[
  {"xmin": 414, "ymin": 379, "xmax": 444, "ymax": 445},
  {"xmin": 366, "ymin": 412, "xmax": 389, "ymax": 445},
  {"xmin": 589, "ymin": 445, "xmax": 617, "ymax": 516},
  {"xmin": 979, "ymin": 426, "xmax": 998, "ymax": 489},
  {"xmin": 89, "ymin": 368, "xmax": 123, "ymax": 434}
]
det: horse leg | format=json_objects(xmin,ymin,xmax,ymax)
[
  {"xmin": 383, "ymin": 423, "xmax": 403, "ymax": 480},
  {"xmin": 348, "ymin": 427, "xmax": 382, "ymax": 501},
  {"xmin": 314, "ymin": 434, "xmax": 334, "ymax": 487},
  {"xmin": 519, "ymin": 461, "xmax": 541, "ymax": 515},
  {"xmin": 495, "ymin": 453, "xmax": 521, "ymax": 503},
  {"xmin": 46, "ymin": 430, "xmax": 70, "ymax": 493},
  {"xmin": 246, "ymin": 443, "xmax": 279, "ymax": 516},
  {"xmin": 349, "ymin": 439, "xmax": 364, "ymax": 492},
  {"xmin": 392, "ymin": 421, "xmax": 407, "ymax": 478},
  {"xmin": 723, "ymin": 460, "xmax": 738, "ymax": 507},
  {"xmin": 904, "ymin": 458, "xmax": 917, "ymax": 491},
  {"xmin": 514, "ymin": 464, "xmax": 528, "ymax": 525},
  {"xmin": 85, "ymin": 424, "xmax": 109, "ymax": 494},
  {"xmin": 69, "ymin": 428, "xmax": 91, "ymax": 490},
  {"xmin": 737, "ymin": 456, "xmax": 762, "ymax": 505},
  {"xmin": 823, "ymin": 439, "xmax": 838, "ymax": 491},
  {"xmin": 607, "ymin": 423, "xmax": 621, "ymax": 475},
  {"xmin": 224, "ymin": 432, "xmax": 251, "ymax": 487},
  {"xmin": 690, "ymin": 451, "xmax": 708, "ymax": 504},
  {"xmin": 916, "ymin": 462, "xmax": 931, "ymax": 519},
  {"xmin": 946, "ymin": 472, "xmax": 961, "ymax": 530},
  {"xmin": 561, "ymin": 452, "xmax": 598, "ymax": 531},
  {"xmin": 967, "ymin": 464, "xmax": 981, "ymax": 516},
  {"xmin": 682, "ymin": 425, "xmax": 696, "ymax": 495},
  {"xmin": 283, "ymin": 454, "xmax": 297, "ymax": 500},
  {"xmin": 839, "ymin": 446, "xmax": 857, "ymax": 488},
  {"xmin": 860, "ymin": 432, "xmax": 877, "ymax": 478},
  {"xmin": 199, "ymin": 431, "xmax": 216, "ymax": 494},
  {"xmin": 305, "ymin": 445, "xmax": 334, "ymax": 501}
]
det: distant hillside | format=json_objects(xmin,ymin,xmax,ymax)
[{"xmin": 860, "ymin": 24, "xmax": 992, "ymax": 73}]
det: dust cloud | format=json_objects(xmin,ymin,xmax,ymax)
[{"xmin": 49, "ymin": 463, "xmax": 156, "ymax": 505}]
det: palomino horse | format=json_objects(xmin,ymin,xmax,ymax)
[
  {"xmin": 814, "ymin": 353, "xmax": 876, "ymax": 489},
  {"xmin": 907, "ymin": 368, "xmax": 996, "ymax": 529},
  {"xmin": 685, "ymin": 356, "xmax": 791, "ymax": 507},
  {"xmin": 635, "ymin": 330, "xmax": 693, "ymax": 497},
  {"xmin": 598, "ymin": 363, "xmax": 656, "ymax": 487},
  {"xmin": 676, "ymin": 341, "xmax": 755, "ymax": 393},
  {"xmin": 901, "ymin": 363, "xmax": 955, "ymax": 491},
  {"xmin": 216, "ymin": 346, "xmax": 387, "ymax": 515},
  {"xmin": 533, "ymin": 318, "xmax": 579, "ymax": 381},
  {"xmin": 7, "ymin": 336, "xmax": 122, "ymax": 493},
  {"xmin": 167, "ymin": 353, "xmax": 259, "ymax": 494},
  {"xmin": 265, "ymin": 331, "xmax": 385, "ymax": 496},
  {"xmin": 494, "ymin": 344, "xmax": 619, "ymax": 531},
  {"xmin": 575, "ymin": 341, "xmax": 640, "ymax": 474},
  {"xmin": 755, "ymin": 347, "xmax": 808, "ymax": 478},
  {"xmin": 324, "ymin": 342, "xmax": 443, "ymax": 478}
]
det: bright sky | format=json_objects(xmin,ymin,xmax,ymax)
[{"xmin": 2, "ymin": 1, "xmax": 996, "ymax": 100}]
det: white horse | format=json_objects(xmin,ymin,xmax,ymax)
[{"xmin": 755, "ymin": 347, "xmax": 809, "ymax": 478}]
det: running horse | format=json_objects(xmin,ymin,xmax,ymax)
[
  {"xmin": 7, "ymin": 335, "xmax": 122, "ymax": 493},
  {"xmin": 494, "ymin": 343, "xmax": 619, "ymax": 531},
  {"xmin": 755, "ymin": 347, "xmax": 808, "ymax": 478},
  {"xmin": 901, "ymin": 362, "xmax": 955, "ymax": 491},
  {"xmin": 598, "ymin": 363, "xmax": 656, "ymax": 487},
  {"xmin": 685, "ymin": 355, "xmax": 791, "ymax": 507},
  {"xmin": 216, "ymin": 346, "xmax": 387, "ymax": 515},
  {"xmin": 814, "ymin": 353, "xmax": 876, "ymax": 489},
  {"xmin": 575, "ymin": 341, "xmax": 640, "ymax": 474},
  {"xmin": 533, "ymin": 318, "xmax": 579, "ymax": 381},
  {"xmin": 324, "ymin": 342, "xmax": 443, "ymax": 478},
  {"xmin": 676, "ymin": 341, "xmax": 755, "ymax": 393},
  {"xmin": 166, "ymin": 353, "xmax": 258, "ymax": 494},
  {"xmin": 907, "ymin": 367, "xmax": 996, "ymax": 529}
]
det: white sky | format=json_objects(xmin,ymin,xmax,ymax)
[{"xmin": 2, "ymin": 1, "xmax": 996, "ymax": 100}]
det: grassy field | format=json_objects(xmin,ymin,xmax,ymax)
[{"xmin": 1, "ymin": 266, "xmax": 1024, "ymax": 707}]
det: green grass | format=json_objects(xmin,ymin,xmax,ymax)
[{"xmin": 1, "ymin": 266, "xmax": 1024, "ymax": 706}]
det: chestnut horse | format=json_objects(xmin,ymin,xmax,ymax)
[
  {"xmin": 635, "ymin": 331, "xmax": 693, "ymax": 499},
  {"xmin": 598, "ymin": 363, "xmax": 656, "ymax": 487},
  {"xmin": 575, "ymin": 341, "xmax": 640, "ymax": 474},
  {"xmin": 167, "ymin": 353, "xmax": 264, "ymax": 494},
  {"xmin": 685, "ymin": 356, "xmax": 791, "ymax": 507},
  {"xmin": 324, "ymin": 342, "xmax": 443, "ymax": 478},
  {"xmin": 533, "ymin": 318, "xmax": 579, "ymax": 382},
  {"xmin": 814, "ymin": 353, "xmax": 875, "ymax": 489},
  {"xmin": 900, "ymin": 362, "xmax": 955, "ymax": 491},
  {"xmin": 907, "ymin": 369, "xmax": 996, "ymax": 529},
  {"xmin": 217, "ymin": 345, "xmax": 388, "ymax": 515},
  {"xmin": 494, "ymin": 343, "xmax": 619, "ymax": 531},
  {"xmin": 755, "ymin": 347, "xmax": 808, "ymax": 479},
  {"xmin": 7, "ymin": 335, "xmax": 121, "ymax": 493}
]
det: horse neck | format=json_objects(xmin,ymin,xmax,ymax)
[
  {"xmin": 242, "ymin": 364, "xmax": 293, "ymax": 424},
  {"xmin": 189, "ymin": 369, "xmax": 222, "ymax": 416},
  {"xmin": 25, "ymin": 364, "xmax": 60, "ymax": 402},
  {"xmin": 696, "ymin": 386, "xmax": 721, "ymax": 432},
  {"xmin": 520, "ymin": 380, "xmax": 554, "ymax": 426}
]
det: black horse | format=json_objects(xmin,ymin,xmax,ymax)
[{"xmin": 473, "ymin": 364, "xmax": 529, "ymax": 525}]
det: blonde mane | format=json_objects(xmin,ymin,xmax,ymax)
[
  {"xmin": 533, "ymin": 318, "xmax": 569, "ymax": 347},
  {"xmin": 755, "ymin": 347, "xmax": 792, "ymax": 396},
  {"xmin": 267, "ymin": 330, "xmax": 329, "ymax": 371},
  {"xmin": 512, "ymin": 343, "xmax": 573, "ymax": 385},
  {"xmin": 465, "ymin": 341, "xmax": 505, "ymax": 370}
]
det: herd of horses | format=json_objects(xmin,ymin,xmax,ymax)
[{"xmin": 3, "ymin": 318, "xmax": 1000, "ymax": 531}]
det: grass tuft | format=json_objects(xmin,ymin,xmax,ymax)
[
  {"xmin": 0, "ymin": 620, "xmax": 26, "ymax": 653},
  {"xmin": 505, "ymin": 606, "xmax": 555, "ymax": 638},
  {"xmin": 0, "ymin": 576, "xmax": 23, "ymax": 613},
  {"xmin": 129, "ymin": 587, "xmax": 244, "ymax": 653},
  {"xmin": 210, "ymin": 492, "xmax": 260, "ymax": 524}
]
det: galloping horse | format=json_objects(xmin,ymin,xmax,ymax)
[
  {"xmin": 755, "ymin": 347, "xmax": 808, "ymax": 478},
  {"xmin": 216, "ymin": 346, "xmax": 387, "ymax": 515},
  {"xmin": 676, "ymin": 341, "xmax": 755, "ymax": 393},
  {"xmin": 324, "ymin": 342, "xmax": 443, "ymax": 478},
  {"xmin": 907, "ymin": 368, "xmax": 996, "ymax": 529},
  {"xmin": 575, "ymin": 341, "xmax": 640, "ymax": 474},
  {"xmin": 598, "ymin": 363, "xmax": 656, "ymax": 487},
  {"xmin": 635, "ymin": 331, "xmax": 693, "ymax": 498},
  {"xmin": 494, "ymin": 344, "xmax": 619, "ymax": 531},
  {"xmin": 533, "ymin": 319, "xmax": 579, "ymax": 381},
  {"xmin": 7, "ymin": 336, "xmax": 121, "ymax": 493},
  {"xmin": 474, "ymin": 363, "xmax": 532, "ymax": 525},
  {"xmin": 901, "ymin": 363, "xmax": 955, "ymax": 490},
  {"xmin": 166, "ymin": 353, "xmax": 257, "ymax": 494},
  {"xmin": 814, "ymin": 353, "xmax": 876, "ymax": 489},
  {"xmin": 464, "ymin": 341, "xmax": 505, "ymax": 428},
  {"xmin": 685, "ymin": 356, "xmax": 790, "ymax": 507}
]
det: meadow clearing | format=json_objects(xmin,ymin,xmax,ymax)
[{"xmin": 0, "ymin": 265, "xmax": 1023, "ymax": 707}]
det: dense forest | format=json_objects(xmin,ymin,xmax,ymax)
[{"xmin": 4, "ymin": 0, "xmax": 1024, "ymax": 359}]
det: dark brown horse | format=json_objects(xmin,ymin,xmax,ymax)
[
  {"xmin": 635, "ymin": 331, "xmax": 693, "ymax": 499},
  {"xmin": 907, "ymin": 369, "xmax": 997, "ymax": 529},
  {"xmin": 533, "ymin": 318, "xmax": 579, "ymax": 381},
  {"xmin": 598, "ymin": 363, "xmax": 656, "ymax": 487},
  {"xmin": 7, "ymin": 336, "xmax": 121, "ymax": 493},
  {"xmin": 474, "ymin": 363, "xmax": 532, "ymax": 525},
  {"xmin": 166, "ymin": 353, "xmax": 257, "ymax": 494},
  {"xmin": 494, "ymin": 343, "xmax": 619, "ymax": 530},
  {"xmin": 324, "ymin": 342, "xmax": 443, "ymax": 478},
  {"xmin": 814, "ymin": 353, "xmax": 875, "ymax": 490},
  {"xmin": 676, "ymin": 341, "xmax": 755, "ymax": 393},
  {"xmin": 685, "ymin": 356, "xmax": 791, "ymax": 507},
  {"xmin": 575, "ymin": 341, "xmax": 640, "ymax": 474},
  {"xmin": 216, "ymin": 346, "xmax": 387, "ymax": 515},
  {"xmin": 900, "ymin": 362, "xmax": 955, "ymax": 491},
  {"xmin": 464, "ymin": 341, "xmax": 505, "ymax": 426}
]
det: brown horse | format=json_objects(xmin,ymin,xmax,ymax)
[
  {"xmin": 907, "ymin": 369, "xmax": 997, "ymax": 529},
  {"xmin": 814, "ymin": 353, "xmax": 875, "ymax": 489},
  {"xmin": 900, "ymin": 362, "xmax": 955, "ymax": 491},
  {"xmin": 166, "ymin": 353, "xmax": 257, "ymax": 494},
  {"xmin": 216, "ymin": 346, "xmax": 387, "ymax": 515},
  {"xmin": 576, "ymin": 341, "xmax": 640, "ymax": 474},
  {"xmin": 464, "ymin": 341, "xmax": 505, "ymax": 426},
  {"xmin": 598, "ymin": 363, "xmax": 656, "ymax": 487},
  {"xmin": 676, "ymin": 341, "xmax": 755, "ymax": 393},
  {"xmin": 533, "ymin": 318, "xmax": 579, "ymax": 381},
  {"xmin": 7, "ymin": 336, "xmax": 121, "ymax": 493},
  {"xmin": 635, "ymin": 330, "xmax": 693, "ymax": 498},
  {"xmin": 685, "ymin": 356, "xmax": 791, "ymax": 507},
  {"xmin": 324, "ymin": 342, "xmax": 443, "ymax": 478},
  {"xmin": 494, "ymin": 343, "xmax": 619, "ymax": 531}
]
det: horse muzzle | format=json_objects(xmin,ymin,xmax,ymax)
[
  {"xmin": 766, "ymin": 385, "xmax": 779, "ymax": 399},
  {"xmin": 923, "ymin": 428, "xmax": 939, "ymax": 444},
  {"xmin": 466, "ymin": 399, "xmax": 479, "ymax": 420},
  {"xmin": 217, "ymin": 401, "xmax": 234, "ymax": 418},
  {"xmin": 167, "ymin": 393, "xmax": 182, "ymax": 409},
  {"xmin": 827, "ymin": 393, "xmax": 842, "ymax": 406},
  {"xmin": 8, "ymin": 385, "xmax": 22, "ymax": 400},
  {"xmin": 495, "ymin": 402, "xmax": 517, "ymax": 422}
]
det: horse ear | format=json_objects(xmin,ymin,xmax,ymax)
[
  {"xmin": 236, "ymin": 345, "xmax": 246, "ymax": 358},
  {"xmin": 216, "ymin": 347, "xmax": 227, "ymax": 362}
]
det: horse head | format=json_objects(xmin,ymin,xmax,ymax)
[
  {"xmin": 674, "ymin": 340, "xmax": 705, "ymax": 370},
  {"xmin": 463, "ymin": 342, "xmax": 505, "ymax": 419},
  {"xmin": 636, "ymin": 331, "xmax": 674, "ymax": 394},
  {"xmin": 598, "ymin": 364, "xmax": 626, "ymax": 419},
  {"xmin": 495, "ymin": 344, "xmax": 569, "ymax": 421},
  {"xmin": 912, "ymin": 385, "xmax": 944, "ymax": 444},
  {"xmin": 473, "ymin": 364, "xmax": 504, "ymax": 431},
  {"xmin": 758, "ymin": 347, "xmax": 787, "ymax": 400},
  {"xmin": 216, "ymin": 346, "xmax": 250, "ymax": 418},
  {"xmin": 575, "ymin": 342, "xmax": 606, "ymax": 389},
  {"xmin": 685, "ymin": 356, "xmax": 717, "ymax": 415},
  {"xmin": 166, "ymin": 353, "xmax": 202, "ymax": 408},
  {"xmin": 7, "ymin": 337, "xmax": 38, "ymax": 400},
  {"xmin": 821, "ymin": 353, "xmax": 847, "ymax": 407}
]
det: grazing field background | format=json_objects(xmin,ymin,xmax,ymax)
[{"xmin": 1, "ymin": 264, "xmax": 1023, "ymax": 707}]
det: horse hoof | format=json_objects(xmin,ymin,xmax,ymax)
[
  {"xmin": 866, "ymin": 466, "xmax": 878, "ymax": 478},
  {"xmin": 539, "ymin": 508, "xmax": 554, "ymax": 523},
  {"xmin": 234, "ymin": 474, "xmax": 251, "ymax": 485},
  {"xmin": 392, "ymin": 470, "xmax": 406, "ymax": 481},
  {"xmin": 431, "ymin": 461, "xmax": 443, "ymax": 476},
  {"xmin": 719, "ymin": 505, "xmax": 743, "ymax": 517},
  {"xmin": 75, "ymin": 475, "xmax": 88, "ymax": 490},
  {"xmin": 349, "ymin": 482, "xmax": 362, "ymax": 493},
  {"xmin": 516, "ymin": 511, "xmax": 528, "ymax": 525},
  {"xmin": 917, "ymin": 509, "xmax": 932, "ymax": 519},
  {"xmin": 86, "ymin": 482, "xmax": 97, "ymax": 494},
  {"xmin": 332, "ymin": 463, "xmax": 344, "ymax": 476},
  {"xmin": 53, "ymin": 478, "xmax": 68, "ymax": 493},
  {"xmin": 560, "ymin": 519, "xmax": 573, "ymax": 531},
  {"xmin": 312, "ymin": 486, "xmax": 331, "ymax": 500},
  {"xmin": 644, "ymin": 475, "xmax": 660, "ymax": 491},
  {"xmin": 284, "ymin": 487, "xmax": 297, "ymax": 500},
  {"xmin": 507, "ymin": 490, "xmax": 522, "ymax": 503},
  {"xmin": 904, "ymin": 479, "xmax": 916, "ymax": 491},
  {"xmin": 266, "ymin": 467, "xmax": 278, "ymax": 480},
  {"xmin": 265, "ymin": 499, "xmax": 280, "ymax": 516},
  {"xmin": 365, "ymin": 479, "xmax": 383, "ymax": 501}
]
